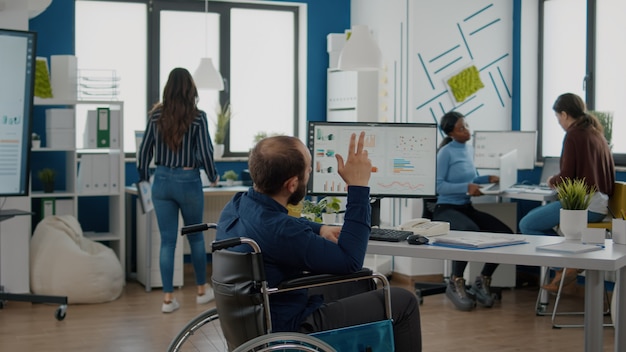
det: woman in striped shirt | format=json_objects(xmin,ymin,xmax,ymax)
[{"xmin": 137, "ymin": 67, "xmax": 219, "ymax": 313}]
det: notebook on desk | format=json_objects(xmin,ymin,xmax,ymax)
[{"xmin": 479, "ymin": 149, "xmax": 518, "ymax": 195}]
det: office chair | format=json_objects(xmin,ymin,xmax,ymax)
[
  {"xmin": 212, "ymin": 236, "xmax": 394, "ymax": 351},
  {"xmin": 587, "ymin": 181, "xmax": 626, "ymax": 231}
]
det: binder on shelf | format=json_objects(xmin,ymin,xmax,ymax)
[
  {"xmin": 77, "ymin": 154, "xmax": 93, "ymax": 193},
  {"xmin": 109, "ymin": 153, "xmax": 120, "ymax": 194},
  {"xmin": 109, "ymin": 110, "xmax": 120, "ymax": 148},
  {"xmin": 137, "ymin": 181, "xmax": 154, "ymax": 214},
  {"xmin": 92, "ymin": 154, "xmax": 110, "ymax": 194},
  {"xmin": 84, "ymin": 110, "xmax": 98, "ymax": 148},
  {"xmin": 97, "ymin": 107, "xmax": 110, "ymax": 148},
  {"xmin": 55, "ymin": 199, "xmax": 74, "ymax": 216}
]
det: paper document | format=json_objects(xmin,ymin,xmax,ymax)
[
  {"xmin": 137, "ymin": 180, "xmax": 154, "ymax": 214},
  {"xmin": 536, "ymin": 242, "xmax": 604, "ymax": 254},
  {"xmin": 432, "ymin": 233, "xmax": 527, "ymax": 249}
]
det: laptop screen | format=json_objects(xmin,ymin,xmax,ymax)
[{"xmin": 540, "ymin": 157, "xmax": 560, "ymax": 184}]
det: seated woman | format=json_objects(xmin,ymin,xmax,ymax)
[
  {"xmin": 433, "ymin": 111, "xmax": 513, "ymax": 311},
  {"xmin": 518, "ymin": 93, "xmax": 615, "ymax": 291}
]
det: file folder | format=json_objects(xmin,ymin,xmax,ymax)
[{"xmin": 97, "ymin": 107, "xmax": 110, "ymax": 148}]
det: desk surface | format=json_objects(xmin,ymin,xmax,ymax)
[
  {"xmin": 124, "ymin": 185, "xmax": 248, "ymax": 197},
  {"xmin": 367, "ymin": 231, "xmax": 626, "ymax": 272}
]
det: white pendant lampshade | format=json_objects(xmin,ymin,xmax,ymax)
[
  {"xmin": 337, "ymin": 25, "xmax": 383, "ymax": 71},
  {"xmin": 194, "ymin": 57, "xmax": 224, "ymax": 91}
]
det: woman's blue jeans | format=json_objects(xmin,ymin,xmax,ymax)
[
  {"xmin": 152, "ymin": 166, "xmax": 206, "ymax": 293},
  {"xmin": 518, "ymin": 201, "xmax": 606, "ymax": 236}
]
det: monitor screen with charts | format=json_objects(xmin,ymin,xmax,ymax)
[{"xmin": 307, "ymin": 121, "xmax": 438, "ymax": 198}]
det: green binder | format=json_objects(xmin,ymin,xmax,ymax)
[{"xmin": 97, "ymin": 107, "xmax": 110, "ymax": 148}]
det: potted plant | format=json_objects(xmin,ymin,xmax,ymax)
[
  {"xmin": 38, "ymin": 168, "xmax": 56, "ymax": 193},
  {"xmin": 222, "ymin": 170, "xmax": 238, "ymax": 186},
  {"xmin": 556, "ymin": 177, "xmax": 596, "ymax": 241},
  {"xmin": 213, "ymin": 101, "xmax": 232, "ymax": 158},
  {"xmin": 31, "ymin": 133, "xmax": 41, "ymax": 149},
  {"xmin": 320, "ymin": 196, "xmax": 342, "ymax": 224}
]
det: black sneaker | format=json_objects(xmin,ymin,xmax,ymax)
[
  {"xmin": 469, "ymin": 275, "xmax": 495, "ymax": 307},
  {"xmin": 445, "ymin": 276, "xmax": 475, "ymax": 311}
]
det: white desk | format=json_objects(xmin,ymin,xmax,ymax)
[
  {"xmin": 125, "ymin": 185, "xmax": 247, "ymax": 290},
  {"xmin": 367, "ymin": 231, "xmax": 626, "ymax": 352}
]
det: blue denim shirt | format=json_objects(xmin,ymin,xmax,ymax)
[{"xmin": 216, "ymin": 186, "xmax": 371, "ymax": 332}]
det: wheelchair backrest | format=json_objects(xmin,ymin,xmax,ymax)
[{"xmin": 212, "ymin": 249, "xmax": 268, "ymax": 351}]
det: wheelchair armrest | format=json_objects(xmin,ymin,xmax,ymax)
[{"xmin": 277, "ymin": 268, "xmax": 375, "ymax": 290}]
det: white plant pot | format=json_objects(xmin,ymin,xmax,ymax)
[
  {"xmin": 322, "ymin": 213, "xmax": 337, "ymax": 224},
  {"xmin": 559, "ymin": 208, "xmax": 587, "ymax": 241},
  {"xmin": 32, "ymin": 140, "xmax": 41, "ymax": 149},
  {"xmin": 225, "ymin": 179, "xmax": 234, "ymax": 186},
  {"xmin": 214, "ymin": 144, "xmax": 224, "ymax": 159}
]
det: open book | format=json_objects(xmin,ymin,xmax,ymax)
[{"xmin": 432, "ymin": 233, "xmax": 527, "ymax": 249}]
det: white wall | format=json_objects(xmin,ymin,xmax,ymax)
[{"xmin": 352, "ymin": 0, "xmax": 519, "ymax": 277}]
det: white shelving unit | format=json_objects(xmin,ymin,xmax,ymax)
[
  {"xmin": 32, "ymin": 98, "xmax": 125, "ymax": 273},
  {"xmin": 327, "ymin": 69, "xmax": 378, "ymax": 122}
]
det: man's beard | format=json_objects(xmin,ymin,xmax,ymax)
[{"xmin": 287, "ymin": 179, "xmax": 306, "ymax": 206}]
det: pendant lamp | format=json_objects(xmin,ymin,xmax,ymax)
[
  {"xmin": 337, "ymin": 25, "xmax": 383, "ymax": 71},
  {"xmin": 193, "ymin": 0, "xmax": 224, "ymax": 90}
]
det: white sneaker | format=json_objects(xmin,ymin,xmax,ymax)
[
  {"xmin": 161, "ymin": 298, "xmax": 180, "ymax": 313},
  {"xmin": 196, "ymin": 284, "xmax": 215, "ymax": 304}
]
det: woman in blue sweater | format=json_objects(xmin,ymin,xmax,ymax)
[{"xmin": 433, "ymin": 111, "xmax": 513, "ymax": 311}]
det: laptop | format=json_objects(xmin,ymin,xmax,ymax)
[
  {"xmin": 511, "ymin": 157, "xmax": 560, "ymax": 192},
  {"xmin": 479, "ymin": 149, "xmax": 518, "ymax": 195}
]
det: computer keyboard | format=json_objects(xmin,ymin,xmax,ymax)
[{"xmin": 369, "ymin": 228, "xmax": 413, "ymax": 242}]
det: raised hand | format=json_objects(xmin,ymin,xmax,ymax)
[{"xmin": 335, "ymin": 131, "xmax": 372, "ymax": 187}]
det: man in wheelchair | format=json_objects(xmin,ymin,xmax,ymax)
[{"xmin": 216, "ymin": 132, "xmax": 422, "ymax": 351}]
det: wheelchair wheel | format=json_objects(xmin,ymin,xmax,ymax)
[
  {"xmin": 168, "ymin": 308, "xmax": 226, "ymax": 352},
  {"xmin": 232, "ymin": 332, "xmax": 336, "ymax": 352}
]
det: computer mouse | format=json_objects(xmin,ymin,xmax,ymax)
[{"xmin": 407, "ymin": 234, "xmax": 429, "ymax": 245}]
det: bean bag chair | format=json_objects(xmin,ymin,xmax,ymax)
[{"xmin": 30, "ymin": 215, "xmax": 124, "ymax": 304}]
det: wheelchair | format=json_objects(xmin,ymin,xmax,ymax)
[{"xmin": 168, "ymin": 223, "xmax": 394, "ymax": 352}]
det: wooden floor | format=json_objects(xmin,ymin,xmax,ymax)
[{"xmin": 0, "ymin": 265, "xmax": 616, "ymax": 352}]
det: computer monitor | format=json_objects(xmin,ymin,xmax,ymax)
[
  {"xmin": 473, "ymin": 130, "xmax": 537, "ymax": 170},
  {"xmin": 0, "ymin": 29, "xmax": 37, "ymax": 197},
  {"xmin": 307, "ymin": 121, "xmax": 438, "ymax": 198}
]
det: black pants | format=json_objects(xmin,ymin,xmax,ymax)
[
  {"xmin": 300, "ymin": 287, "xmax": 422, "ymax": 352},
  {"xmin": 433, "ymin": 203, "xmax": 513, "ymax": 277}
]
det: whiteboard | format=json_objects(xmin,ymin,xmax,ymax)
[{"xmin": 473, "ymin": 131, "xmax": 537, "ymax": 170}]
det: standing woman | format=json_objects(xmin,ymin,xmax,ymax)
[
  {"xmin": 518, "ymin": 92, "xmax": 615, "ymax": 290},
  {"xmin": 433, "ymin": 111, "xmax": 513, "ymax": 311},
  {"xmin": 137, "ymin": 67, "xmax": 219, "ymax": 313}
]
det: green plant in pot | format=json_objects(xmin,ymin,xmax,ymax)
[
  {"xmin": 38, "ymin": 168, "xmax": 56, "ymax": 193},
  {"xmin": 556, "ymin": 177, "xmax": 596, "ymax": 240},
  {"xmin": 301, "ymin": 197, "xmax": 341, "ymax": 223},
  {"xmin": 222, "ymin": 170, "xmax": 238, "ymax": 186}
]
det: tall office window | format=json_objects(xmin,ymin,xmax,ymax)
[
  {"xmin": 160, "ymin": 10, "xmax": 220, "ymax": 134},
  {"xmin": 541, "ymin": 0, "xmax": 625, "ymax": 164},
  {"xmin": 541, "ymin": 0, "xmax": 586, "ymax": 157},
  {"xmin": 595, "ymin": 0, "xmax": 625, "ymax": 155},
  {"xmin": 229, "ymin": 8, "xmax": 295, "ymax": 153},
  {"xmin": 75, "ymin": 1, "xmax": 147, "ymax": 153}
]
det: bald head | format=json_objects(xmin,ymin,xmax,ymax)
[{"xmin": 248, "ymin": 136, "xmax": 311, "ymax": 196}]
